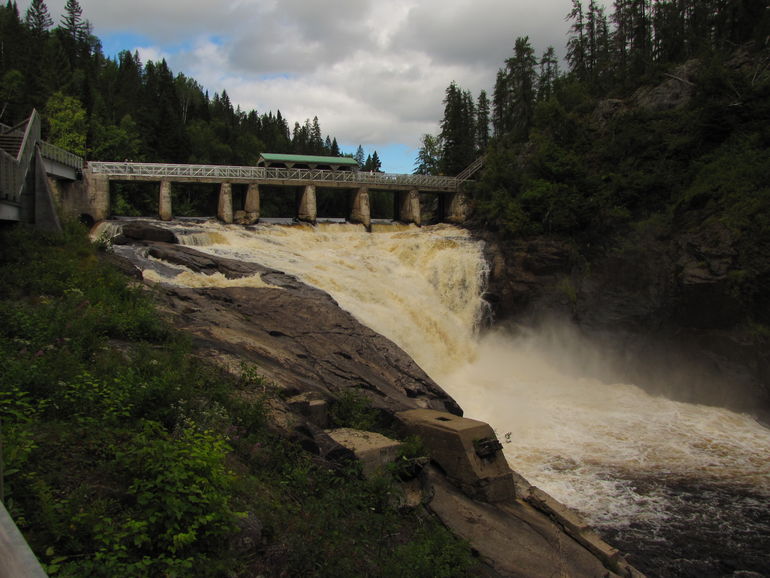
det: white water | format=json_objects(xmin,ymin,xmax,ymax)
[{"xmin": 108, "ymin": 220, "xmax": 770, "ymax": 570}]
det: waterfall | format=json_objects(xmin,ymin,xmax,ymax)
[{"xmin": 123, "ymin": 220, "xmax": 770, "ymax": 576}]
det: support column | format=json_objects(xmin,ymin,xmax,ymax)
[
  {"xmin": 399, "ymin": 189, "xmax": 421, "ymax": 226},
  {"xmin": 446, "ymin": 191, "xmax": 470, "ymax": 224},
  {"xmin": 159, "ymin": 180, "xmax": 172, "ymax": 221},
  {"xmin": 218, "ymin": 182, "xmax": 233, "ymax": 224},
  {"xmin": 244, "ymin": 183, "xmax": 260, "ymax": 224},
  {"xmin": 297, "ymin": 184, "xmax": 317, "ymax": 224},
  {"xmin": 349, "ymin": 187, "xmax": 371, "ymax": 229},
  {"xmin": 85, "ymin": 172, "xmax": 110, "ymax": 221}
]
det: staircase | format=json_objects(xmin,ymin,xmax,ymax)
[
  {"xmin": 0, "ymin": 133, "xmax": 24, "ymax": 159},
  {"xmin": 456, "ymin": 156, "xmax": 485, "ymax": 182}
]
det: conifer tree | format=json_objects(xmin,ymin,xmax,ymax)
[
  {"xmin": 537, "ymin": 47, "xmax": 559, "ymax": 102},
  {"xmin": 414, "ymin": 133, "xmax": 442, "ymax": 175},
  {"xmin": 476, "ymin": 90, "xmax": 490, "ymax": 153},
  {"xmin": 439, "ymin": 81, "xmax": 476, "ymax": 175},
  {"xmin": 354, "ymin": 145, "xmax": 365, "ymax": 167},
  {"xmin": 505, "ymin": 37, "xmax": 537, "ymax": 142},
  {"xmin": 310, "ymin": 116, "xmax": 323, "ymax": 154},
  {"xmin": 60, "ymin": 0, "xmax": 87, "ymax": 41},
  {"xmin": 566, "ymin": 0, "xmax": 588, "ymax": 80},
  {"xmin": 24, "ymin": 0, "xmax": 52, "ymax": 34}
]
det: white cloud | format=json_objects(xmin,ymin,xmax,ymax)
[{"xmin": 20, "ymin": 0, "xmax": 587, "ymax": 171}]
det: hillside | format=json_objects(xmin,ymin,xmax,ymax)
[{"xmin": 470, "ymin": 47, "xmax": 770, "ymax": 419}]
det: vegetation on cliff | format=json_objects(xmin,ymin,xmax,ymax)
[
  {"xmin": 0, "ymin": 223, "xmax": 478, "ymax": 576},
  {"xmin": 421, "ymin": 0, "xmax": 769, "ymax": 333}
]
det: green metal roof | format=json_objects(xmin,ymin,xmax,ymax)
[{"xmin": 259, "ymin": 153, "xmax": 359, "ymax": 166}]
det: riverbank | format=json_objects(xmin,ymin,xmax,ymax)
[{"xmin": 1, "ymin": 220, "xmax": 638, "ymax": 576}]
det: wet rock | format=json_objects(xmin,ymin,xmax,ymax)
[
  {"xmin": 141, "ymin": 242, "xmax": 462, "ymax": 417},
  {"xmin": 121, "ymin": 222, "xmax": 180, "ymax": 244}
]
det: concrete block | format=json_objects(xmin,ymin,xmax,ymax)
[
  {"xmin": 325, "ymin": 428, "xmax": 402, "ymax": 478},
  {"xmin": 396, "ymin": 409, "xmax": 515, "ymax": 502},
  {"xmin": 286, "ymin": 392, "xmax": 328, "ymax": 427}
]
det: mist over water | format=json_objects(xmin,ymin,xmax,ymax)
[{"xmin": 115, "ymin": 220, "xmax": 770, "ymax": 575}]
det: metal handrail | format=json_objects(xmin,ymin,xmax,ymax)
[
  {"xmin": 456, "ymin": 156, "xmax": 485, "ymax": 182},
  {"xmin": 86, "ymin": 162, "xmax": 460, "ymax": 191},
  {"xmin": 39, "ymin": 141, "xmax": 84, "ymax": 170},
  {"xmin": 0, "ymin": 111, "xmax": 40, "ymax": 203}
]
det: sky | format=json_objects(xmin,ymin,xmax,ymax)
[{"xmin": 25, "ymin": 0, "xmax": 589, "ymax": 173}]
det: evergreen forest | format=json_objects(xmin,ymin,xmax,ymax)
[
  {"xmin": 420, "ymin": 0, "xmax": 770, "ymax": 327},
  {"xmin": 0, "ymin": 0, "xmax": 379, "ymax": 165}
]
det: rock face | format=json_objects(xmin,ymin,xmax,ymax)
[
  {"xmin": 475, "ymin": 219, "xmax": 770, "ymax": 420},
  {"xmin": 138, "ymin": 243, "xmax": 463, "ymax": 418}
]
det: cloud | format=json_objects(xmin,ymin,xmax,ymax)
[{"xmin": 21, "ymin": 0, "xmax": 586, "ymax": 171}]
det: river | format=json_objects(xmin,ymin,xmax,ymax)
[{"xmin": 111, "ymin": 219, "xmax": 770, "ymax": 577}]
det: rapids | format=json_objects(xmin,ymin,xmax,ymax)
[{"xmin": 108, "ymin": 219, "xmax": 770, "ymax": 576}]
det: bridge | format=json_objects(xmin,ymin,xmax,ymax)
[
  {"xmin": 1, "ymin": 110, "xmax": 83, "ymax": 231},
  {"xmin": 84, "ymin": 158, "xmax": 479, "ymax": 227},
  {"xmin": 2, "ymin": 109, "xmax": 483, "ymax": 228}
]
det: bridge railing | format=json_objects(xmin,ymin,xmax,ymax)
[
  {"xmin": 39, "ymin": 141, "xmax": 84, "ymax": 170},
  {"xmin": 86, "ymin": 162, "xmax": 460, "ymax": 191}
]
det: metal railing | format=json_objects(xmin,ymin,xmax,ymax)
[
  {"xmin": 86, "ymin": 162, "xmax": 460, "ymax": 191},
  {"xmin": 0, "ymin": 111, "xmax": 40, "ymax": 203},
  {"xmin": 456, "ymin": 155, "xmax": 485, "ymax": 182},
  {"xmin": 39, "ymin": 141, "xmax": 84, "ymax": 170}
]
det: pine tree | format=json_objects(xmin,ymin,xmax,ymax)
[
  {"xmin": 371, "ymin": 150, "xmax": 381, "ymax": 172},
  {"xmin": 628, "ymin": 0, "xmax": 652, "ymax": 76},
  {"xmin": 24, "ymin": 0, "xmax": 52, "ymax": 34},
  {"xmin": 310, "ymin": 116, "xmax": 323, "ymax": 154},
  {"xmin": 537, "ymin": 47, "xmax": 559, "ymax": 102},
  {"xmin": 476, "ymin": 90, "xmax": 490, "ymax": 153},
  {"xmin": 492, "ymin": 68, "xmax": 509, "ymax": 137},
  {"xmin": 566, "ymin": 0, "xmax": 588, "ymax": 80},
  {"xmin": 60, "ymin": 0, "xmax": 87, "ymax": 41},
  {"xmin": 414, "ymin": 133, "xmax": 442, "ymax": 175},
  {"xmin": 505, "ymin": 37, "xmax": 537, "ymax": 142},
  {"xmin": 354, "ymin": 145, "xmax": 365, "ymax": 167}
]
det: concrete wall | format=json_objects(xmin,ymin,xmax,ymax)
[{"xmin": 0, "ymin": 501, "xmax": 47, "ymax": 578}]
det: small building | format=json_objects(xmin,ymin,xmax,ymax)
[{"xmin": 257, "ymin": 153, "xmax": 359, "ymax": 172}]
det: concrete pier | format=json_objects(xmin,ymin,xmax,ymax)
[
  {"xmin": 349, "ymin": 187, "xmax": 371, "ymax": 228},
  {"xmin": 244, "ymin": 183, "xmax": 260, "ymax": 224},
  {"xmin": 159, "ymin": 180, "xmax": 172, "ymax": 221},
  {"xmin": 84, "ymin": 172, "xmax": 110, "ymax": 221},
  {"xmin": 218, "ymin": 182, "xmax": 233, "ymax": 224},
  {"xmin": 399, "ymin": 189, "xmax": 421, "ymax": 226},
  {"xmin": 298, "ymin": 184, "xmax": 317, "ymax": 224},
  {"xmin": 447, "ymin": 191, "xmax": 470, "ymax": 224}
]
